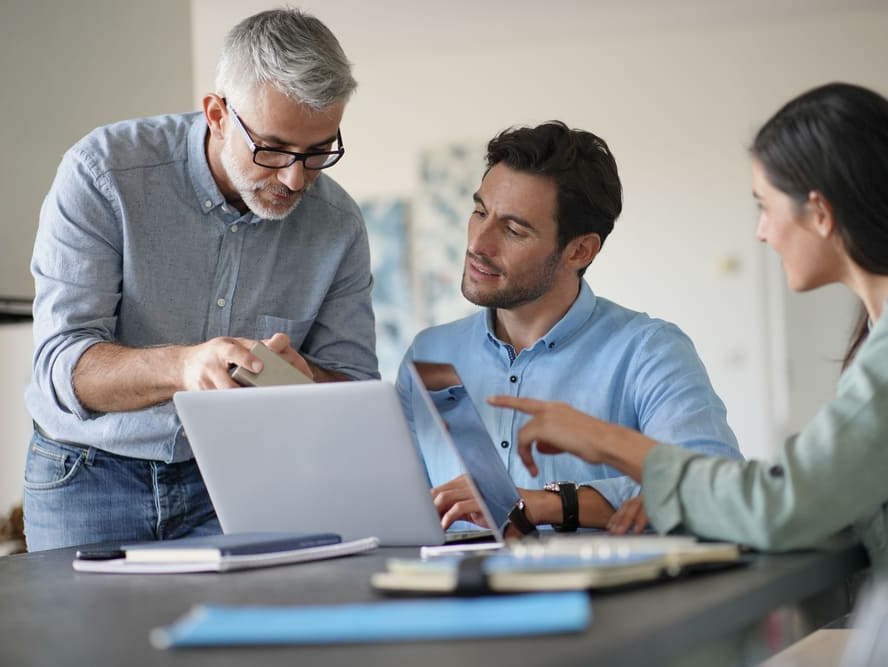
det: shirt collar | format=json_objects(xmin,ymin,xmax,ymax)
[
  {"xmin": 484, "ymin": 280, "xmax": 599, "ymax": 352},
  {"xmin": 186, "ymin": 113, "xmax": 239, "ymax": 218}
]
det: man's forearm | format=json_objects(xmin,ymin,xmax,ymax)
[
  {"xmin": 73, "ymin": 342, "xmax": 187, "ymax": 413},
  {"xmin": 523, "ymin": 486, "xmax": 615, "ymax": 529}
]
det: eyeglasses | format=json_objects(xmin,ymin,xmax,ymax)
[{"xmin": 225, "ymin": 100, "xmax": 344, "ymax": 170}]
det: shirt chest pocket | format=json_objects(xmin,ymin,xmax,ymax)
[{"xmin": 258, "ymin": 315, "xmax": 315, "ymax": 349}]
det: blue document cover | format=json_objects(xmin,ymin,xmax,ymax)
[{"xmin": 151, "ymin": 592, "xmax": 590, "ymax": 648}]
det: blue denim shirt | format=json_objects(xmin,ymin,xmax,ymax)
[
  {"xmin": 396, "ymin": 281, "xmax": 742, "ymax": 510},
  {"xmin": 26, "ymin": 112, "xmax": 378, "ymax": 462}
]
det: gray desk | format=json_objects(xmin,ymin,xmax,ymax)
[{"xmin": 0, "ymin": 542, "xmax": 867, "ymax": 667}]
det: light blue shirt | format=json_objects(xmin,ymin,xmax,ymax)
[
  {"xmin": 27, "ymin": 112, "xmax": 378, "ymax": 463},
  {"xmin": 397, "ymin": 281, "xmax": 742, "ymax": 511}
]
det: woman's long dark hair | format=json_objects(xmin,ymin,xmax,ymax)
[{"xmin": 751, "ymin": 82, "xmax": 888, "ymax": 368}]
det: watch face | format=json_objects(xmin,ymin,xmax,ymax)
[{"xmin": 544, "ymin": 481, "xmax": 574, "ymax": 492}]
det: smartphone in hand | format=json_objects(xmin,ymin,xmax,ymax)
[{"xmin": 229, "ymin": 342, "xmax": 313, "ymax": 387}]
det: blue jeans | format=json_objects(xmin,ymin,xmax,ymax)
[{"xmin": 23, "ymin": 429, "xmax": 221, "ymax": 551}]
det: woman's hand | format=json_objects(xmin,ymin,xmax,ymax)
[
  {"xmin": 487, "ymin": 395, "xmax": 656, "ymax": 482},
  {"xmin": 487, "ymin": 396, "xmax": 609, "ymax": 476}
]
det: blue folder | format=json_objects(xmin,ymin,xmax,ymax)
[{"xmin": 151, "ymin": 592, "xmax": 590, "ymax": 648}]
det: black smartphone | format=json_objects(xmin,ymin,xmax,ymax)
[{"xmin": 74, "ymin": 548, "xmax": 125, "ymax": 560}]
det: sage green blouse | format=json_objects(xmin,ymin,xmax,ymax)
[{"xmin": 643, "ymin": 302, "xmax": 888, "ymax": 575}]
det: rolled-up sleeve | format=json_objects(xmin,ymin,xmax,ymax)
[
  {"xmin": 641, "ymin": 444, "xmax": 702, "ymax": 535},
  {"xmin": 30, "ymin": 147, "xmax": 122, "ymax": 420}
]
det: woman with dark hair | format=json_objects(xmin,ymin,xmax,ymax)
[{"xmin": 490, "ymin": 82, "xmax": 888, "ymax": 574}]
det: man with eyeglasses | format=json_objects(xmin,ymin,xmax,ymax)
[{"xmin": 24, "ymin": 9, "xmax": 378, "ymax": 550}]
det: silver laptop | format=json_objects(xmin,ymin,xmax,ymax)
[
  {"xmin": 174, "ymin": 378, "xmax": 509, "ymax": 547},
  {"xmin": 175, "ymin": 381, "xmax": 449, "ymax": 546}
]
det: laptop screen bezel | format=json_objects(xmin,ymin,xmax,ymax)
[{"xmin": 408, "ymin": 360, "xmax": 525, "ymax": 538}]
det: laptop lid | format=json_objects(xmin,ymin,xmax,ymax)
[
  {"xmin": 173, "ymin": 381, "xmax": 447, "ymax": 547},
  {"xmin": 408, "ymin": 360, "xmax": 526, "ymax": 538}
]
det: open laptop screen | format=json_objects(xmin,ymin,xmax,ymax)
[{"xmin": 409, "ymin": 361, "xmax": 522, "ymax": 535}]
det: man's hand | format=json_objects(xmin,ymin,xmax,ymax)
[
  {"xmin": 262, "ymin": 333, "xmax": 314, "ymax": 379},
  {"xmin": 430, "ymin": 474, "xmax": 490, "ymax": 529},
  {"xmin": 74, "ymin": 336, "xmax": 257, "ymax": 412},
  {"xmin": 180, "ymin": 336, "xmax": 260, "ymax": 391},
  {"xmin": 263, "ymin": 332, "xmax": 356, "ymax": 382},
  {"xmin": 607, "ymin": 495, "xmax": 649, "ymax": 534}
]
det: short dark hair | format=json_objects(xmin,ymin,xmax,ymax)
[{"xmin": 485, "ymin": 121, "xmax": 623, "ymax": 262}]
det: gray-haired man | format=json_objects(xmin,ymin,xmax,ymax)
[{"xmin": 25, "ymin": 9, "xmax": 378, "ymax": 550}]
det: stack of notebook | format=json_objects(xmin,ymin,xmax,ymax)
[{"xmin": 73, "ymin": 532, "xmax": 379, "ymax": 574}]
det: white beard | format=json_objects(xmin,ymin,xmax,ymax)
[{"xmin": 219, "ymin": 137, "xmax": 314, "ymax": 220}]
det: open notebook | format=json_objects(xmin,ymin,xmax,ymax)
[{"xmin": 372, "ymin": 534, "xmax": 743, "ymax": 594}]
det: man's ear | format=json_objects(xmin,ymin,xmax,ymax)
[
  {"xmin": 203, "ymin": 94, "xmax": 226, "ymax": 139},
  {"xmin": 808, "ymin": 191, "xmax": 836, "ymax": 239},
  {"xmin": 566, "ymin": 233, "xmax": 602, "ymax": 271}
]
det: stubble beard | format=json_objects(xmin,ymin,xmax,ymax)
[
  {"xmin": 460, "ymin": 249, "xmax": 563, "ymax": 310},
  {"xmin": 220, "ymin": 138, "xmax": 313, "ymax": 220}
]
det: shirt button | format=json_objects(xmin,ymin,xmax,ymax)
[
  {"xmin": 216, "ymin": 298, "xmax": 226, "ymax": 308},
  {"xmin": 548, "ymin": 342, "xmax": 555, "ymax": 349},
  {"xmin": 500, "ymin": 440, "xmax": 509, "ymax": 449},
  {"xmin": 204, "ymin": 200, "xmax": 212, "ymax": 209},
  {"xmin": 509, "ymin": 375, "xmax": 518, "ymax": 383},
  {"xmin": 231, "ymin": 224, "xmax": 239, "ymax": 233},
  {"xmin": 768, "ymin": 464, "xmax": 785, "ymax": 478}
]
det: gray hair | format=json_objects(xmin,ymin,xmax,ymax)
[{"xmin": 215, "ymin": 8, "xmax": 357, "ymax": 111}]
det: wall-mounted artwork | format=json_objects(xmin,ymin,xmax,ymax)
[
  {"xmin": 360, "ymin": 140, "xmax": 486, "ymax": 381},
  {"xmin": 413, "ymin": 142, "xmax": 486, "ymax": 327},
  {"xmin": 360, "ymin": 198, "xmax": 415, "ymax": 382}
]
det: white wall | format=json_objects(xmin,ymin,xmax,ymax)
[
  {"xmin": 0, "ymin": 0, "xmax": 193, "ymax": 513},
  {"xmin": 192, "ymin": 0, "xmax": 886, "ymax": 460},
  {"xmin": 0, "ymin": 324, "xmax": 33, "ymax": 514},
  {"xmin": 0, "ymin": 0, "xmax": 195, "ymax": 300}
]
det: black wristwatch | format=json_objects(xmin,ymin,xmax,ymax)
[
  {"xmin": 544, "ymin": 481, "xmax": 580, "ymax": 532},
  {"xmin": 506, "ymin": 498, "xmax": 538, "ymax": 537}
]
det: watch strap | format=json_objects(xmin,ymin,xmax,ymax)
[
  {"xmin": 545, "ymin": 481, "xmax": 579, "ymax": 532},
  {"xmin": 506, "ymin": 498, "xmax": 538, "ymax": 537}
]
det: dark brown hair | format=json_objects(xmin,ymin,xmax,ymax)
[
  {"xmin": 485, "ymin": 121, "xmax": 622, "ymax": 275},
  {"xmin": 751, "ymin": 83, "xmax": 888, "ymax": 368}
]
